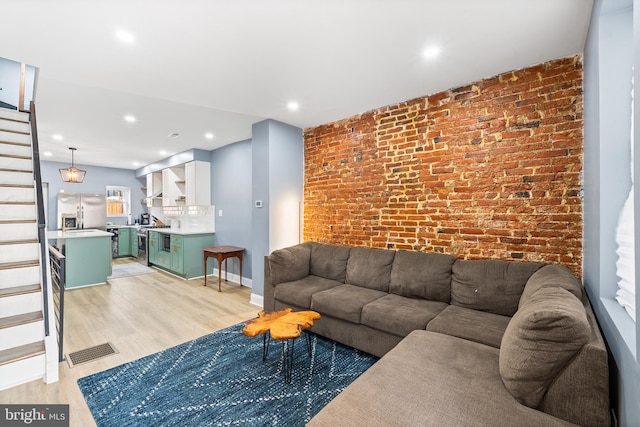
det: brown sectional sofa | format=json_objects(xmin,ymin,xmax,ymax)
[{"xmin": 263, "ymin": 242, "xmax": 610, "ymax": 427}]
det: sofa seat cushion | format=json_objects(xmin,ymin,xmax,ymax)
[
  {"xmin": 311, "ymin": 284, "xmax": 387, "ymax": 323},
  {"xmin": 273, "ymin": 275, "xmax": 342, "ymax": 309},
  {"xmin": 426, "ymin": 305, "xmax": 511, "ymax": 348},
  {"xmin": 500, "ymin": 287, "xmax": 590, "ymax": 408},
  {"xmin": 451, "ymin": 259, "xmax": 543, "ymax": 316},
  {"xmin": 308, "ymin": 331, "xmax": 574, "ymax": 427},
  {"xmin": 361, "ymin": 294, "xmax": 448, "ymax": 337},
  {"xmin": 389, "ymin": 250, "xmax": 455, "ymax": 302},
  {"xmin": 346, "ymin": 246, "xmax": 396, "ymax": 291}
]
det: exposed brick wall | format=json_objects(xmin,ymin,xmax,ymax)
[{"xmin": 303, "ymin": 56, "xmax": 583, "ymax": 276}]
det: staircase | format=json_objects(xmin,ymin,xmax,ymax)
[{"xmin": 0, "ymin": 107, "xmax": 58, "ymax": 390}]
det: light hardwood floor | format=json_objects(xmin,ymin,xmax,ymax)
[{"xmin": 0, "ymin": 259, "xmax": 259, "ymax": 427}]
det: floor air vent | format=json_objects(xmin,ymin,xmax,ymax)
[{"xmin": 67, "ymin": 342, "xmax": 119, "ymax": 368}]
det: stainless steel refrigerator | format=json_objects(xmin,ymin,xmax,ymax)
[{"xmin": 57, "ymin": 193, "xmax": 107, "ymax": 230}]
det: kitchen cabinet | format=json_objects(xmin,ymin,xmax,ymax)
[
  {"xmin": 146, "ymin": 172, "xmax": 162, "ymax": 207},
  {"xmin": 148, "ymin": 230, "xmax": 159, "ymax": 264},
  {"xmin": 170, "ymin": 234, "xmax": 184, "ymax": 273},
  {"xmin": 147, "ymin": 231, "xmax": 214, "ymax": 279},
  {"xmin": 185, "ymin": 160, "xmax": 211, "ymax": 206},
  {"xmin": 118, "ymin": 227, "xmax": 131, "ymax": 257},
  {"xmin": 130, "ymin": 232, "xmax": 138, "ymax": 257},
  {"xmin": 47, "ymin": 230, "xmax": 112, "ymax": 288},
  {"xmin": 162, "ymin": 166, "xmax": 186, "ymax": 206}
]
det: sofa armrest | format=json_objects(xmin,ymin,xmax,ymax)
[{"xmin": 263, "ymin": 243, "xmax": 312, "ymax": 311}]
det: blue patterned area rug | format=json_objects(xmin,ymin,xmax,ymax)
[{"xmin": 77, "ymin": 323, "xmax": 378, "ymax": 426}]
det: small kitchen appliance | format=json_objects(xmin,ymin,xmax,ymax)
[{"xmin": 140, "ymin": 213, "xmax": 150, "ymax": 225}]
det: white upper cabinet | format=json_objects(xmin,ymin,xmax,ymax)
[
  {"xmin": 162, "ymin": 165, "xmax": 185, "ymax": 206},
  {"xmin": 147, "ymin": 160, "xmax": 211, "ymax": 207},
  {"xmin": 146, "ymin": 171, "xmax": 162, "ymax": 207},
  {"xmin": 185, "ymin": 160, "xmax": 211, "ymax": 206}
]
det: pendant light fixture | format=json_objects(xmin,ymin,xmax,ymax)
[{"xmin": 59, "ymin": 147, "xmax": 86, "ymax": 183}]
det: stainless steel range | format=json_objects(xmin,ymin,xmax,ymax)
[{"xmin": 136, "ymin": 225, "xmax": 171, "ymax": 265}]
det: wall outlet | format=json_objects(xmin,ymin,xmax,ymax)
[
  {"xmin": 255, "ymin": 200, "xmax": 263, "ymax": 208},
  {"xmin": 218, "ymin": 209, "xmax": 223, "ymax": 217}
]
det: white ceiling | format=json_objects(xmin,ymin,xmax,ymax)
[{"xmin": 3, "ymin": 0, "xmax": 594, "ymax": 170}]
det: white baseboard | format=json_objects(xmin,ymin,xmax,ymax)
[
  {"xmin": 250, "ymin": 293, "xmax": 263, "ymax": 308},
  {"xmin": 209, "ymin": 268, "xmax": 252, "ymax": 288}
]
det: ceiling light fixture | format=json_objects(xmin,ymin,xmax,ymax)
[
  {"xmin": 205, "ymin": 132, "xmax": 214, "ymax": 140},
  {"xmin": 160, "ymin": 150, "xmax": 167, "ymax": 156},
  {"xmin": 168, "ymin": 132, "xmax": 180, "ymax": 138},
  {"xmin": 423, "ymin": 45, "xmax": 441, "ymax": 59},
  {"xmin": 133, "ymin": 161, "xmax": 140, "ymax": 167},
  {"xmin": 124, "ymin": 115, "xmax": 136, "ymax": 123},
  {"xmin": 43, "ymin": 151, "xmax": 53, "ymax": 157},
  {"xmin": 52, "ymin": 134, "xmax": 63, "ymax": 141},
  {"xmin": 59, "ymin": 147, "xmax": 86, "ymax": 183},
  {"xmin": 116, "ymin": 30, "xmax": 135, "ymax": 44},
  {"xmin": 287, "ymin": 101, "xmax": 300, "ymax": 111}
]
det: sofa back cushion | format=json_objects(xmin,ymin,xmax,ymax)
[
  {"xmin": 346, "ymin": 247, "xmax": 396, "ymax": 291},
  {"xmin": 451, "ymin": 259, "xmax": 543, "ymax": 316},
  {"xmin": 310, "ymin": 243, "xmax": 351, "ymax": 282},
  {"xmin": 520, "ymin": 264, "xmax": 583, "ymax": 309},
  {"xmin": 499, "ymin": 287, "xmax": 590, "ymax": 408},
  {"xmin": 268, "ymin": 242, "xmax": 312, "ymax": 286},
  {"xmin": 389, "ymin": 250, "xmax": 455, "ymax": 302}
]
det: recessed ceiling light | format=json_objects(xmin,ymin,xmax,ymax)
[
  {"xmin": 160, "ymin": 150, "xmax": 167, "ymax": 156},
  {"xmin": 43, "ymin": 151, "xmax": 53, "ymax": 157},
  {"xmin": 204, "ymin": 132, "xmax": 214, "ymax": 140},
  {"xmin": 423, "ymin": 45, "xmax": 441, "ymax": 59},
  {"xmin": 168, "ymin": 132, "xmax": 180, "ymax": 138},
  {"xmin": 133, "ymin": 161, "xmax": 140, "ymax": 167},
  {"xmin": 124, "ymin": 115, "xmax": 136, "ymax": 123},
  {"xmin": 52, "ymin": 134, "xmax": 63, "ymax": 141},
  {"xmin": 116, "ymin": 30, "xmax": 135, "ymax": 44},
  {"xmin": 287, "ymin": 101, "xmax": 300, "ymax": 111}
]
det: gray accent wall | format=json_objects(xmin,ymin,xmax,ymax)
[
  {"xmin": 251, "ymin": 119, "xmax": 304, "ymax": 297},
  {"xmin": 583, "ymin": 0, "xmax": 640, "ymax": 425},
  {"xmin": 40, "ymin": 160, "xmax": 145, "ymax": 230},
  {"xmin": 210, "ymin": 139, "xmax": 253, "ymax": 279}
]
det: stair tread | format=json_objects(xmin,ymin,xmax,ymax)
[
  {"xmin": 0, "ymin": 153, "xmax": 31, "ymax": 160},
  {"xmin": 0, "ymin": 140, "xmax": 30, "ymax": 147},
  {"xmin": 0, "ymin": 183, "xmax": 34, "ymax": 188},
  {"xmin": 0, "ymin": 220, "xmax": 37, "ymax": 225},
  {"xmin": 0, "ymin": 260, "xmax": 39, "ymax": 270},
  {"xmin": 0, "ymin": 283, "xmax": 40, "ymax": 298},
  {"xmin": 0, "ymin": 238, "xmax": 39, "ymax": 245},
  {"xmin": 0, "ymin": 341, "xmax": 45, "ymax": 366},
  {"xmin": 0, "ymin": 168, "xmax": 33, "ymax": 173},
  {"xmin": 0, "ymin": 311, "xmax": 42, "ymax": 330},
  {"xmin": 0, "ymin": 201, "xmax": 36, "ymax": 205},
  {"xmin": 0, "ymin": 128, "xmax": 29, "ymax": 136},
  {"xmin": 0, "ymin": 117, "xmax": 29, "ymax": 125}
]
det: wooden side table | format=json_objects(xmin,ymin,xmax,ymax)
[{"xmin": 203, "ymin": 246, "xmax": 244, "ymax": 292}]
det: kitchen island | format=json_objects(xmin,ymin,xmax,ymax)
[
  {"xmin": 148, "ymin": 229, "xmax": 214, "ymax": 279},
  {"xmin": 47, "ymin": 229, "xmax": 113, "ymax": 288}
]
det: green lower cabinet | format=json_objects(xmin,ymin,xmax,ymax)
[
  {"xmin": 156, "ymin": 250, "xmax": 171, "ymax": 269},
  {"xmin": 130, "ymin": 232, "xmax": 138, "ymax": 257},
  {"xmin": 118, "ymin": 228, "xmax": 131, "ymax": 257},
  {"xmin": 148, "ymin": 232, "xmax": 213, "ymax": 279},
  {"xmin": 170, "ymin": 235, "xmax": 184, "ymax": 274},
  {"xmin": 63, "ymin": 236, "xmax": 112, "ymax": 288},
  {"xmin": 148, "ymin": 231, "xmax": 159, "ymax": 263}
]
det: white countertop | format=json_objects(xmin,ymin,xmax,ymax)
[
  {"xmin": 146, "ymin": 228, "xmax": 214, "ymax": 236},
  {"xmin": 47, "ymin": 229, "xmax": 114, "ymax": 239}
]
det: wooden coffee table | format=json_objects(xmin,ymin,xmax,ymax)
[{"xmin": 243, "ymin": 308, "xmax": 321, "ymax": 383}]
